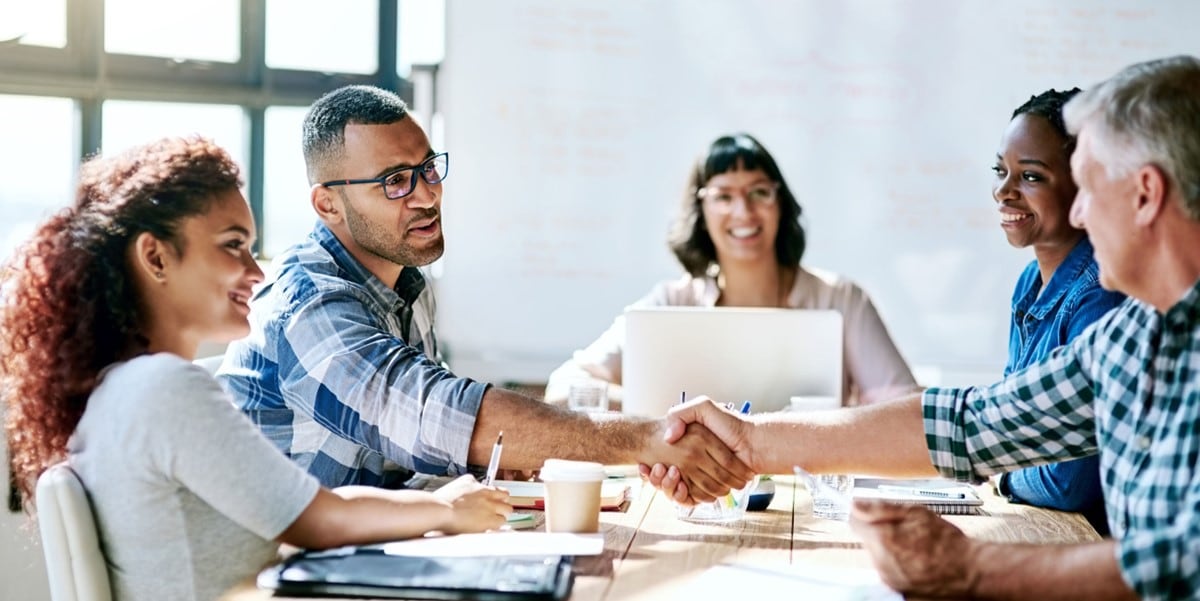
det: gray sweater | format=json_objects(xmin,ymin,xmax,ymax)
[{"xmin": 69, "ymin": 353, "xmax": 319, "ymax": 601}]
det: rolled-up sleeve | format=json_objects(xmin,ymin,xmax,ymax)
[
  {"xmin": 922, "ymin": 335, "xmax": 1099, "ymax": 482},
  {"xmin": 276, "ymin": 283, "xmax": 487, "ymax": 476}
]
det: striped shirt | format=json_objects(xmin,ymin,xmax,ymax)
[
  {"xmin": 218, "ymin": 222, "xmax": 488, "ymax": 487},
  {"xmin": 924, "ymin": 278, "xmax": 1200, "ymax": 599}
]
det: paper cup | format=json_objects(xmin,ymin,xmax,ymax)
[{"xmin": 539, "ymin": 459, "xmax": 606, "ymax": 533}]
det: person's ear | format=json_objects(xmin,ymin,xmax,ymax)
[
  {"xmin": 132, "ymin": 232, "xmax": 171, "ymax": 284},
  {"xmin": 1133, "ymin": 163, "xmax": 1168, "ymax": 227},
  {"xmin": 311, "ymin": 183, "xmax": 343, "ymax": 225}
]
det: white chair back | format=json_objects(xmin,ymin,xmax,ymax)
[{"xmin": 35, "ymin": 463, "xmax": 112, "ymax": 601}]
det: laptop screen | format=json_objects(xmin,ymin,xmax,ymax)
[{"xmin": 621, "ymin": 307, "xmax": 843, "ymax": 417}]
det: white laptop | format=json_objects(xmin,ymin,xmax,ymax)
[{"xmin": 622, "ymin": 307, "xmax": 843, "ymax": 417}]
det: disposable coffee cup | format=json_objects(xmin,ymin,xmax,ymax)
[{"xmin": 539, "ymin": 459, "xmax": 606, "ymax": 533}]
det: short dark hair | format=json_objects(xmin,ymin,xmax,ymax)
[
  {"xmin": 1012, "ymin": 88, "xmax": 1083, "ymax": 159},
  {"xmin": 667, "ymin": 133, "xmax": 805, "ymax": 276},
  {"xmin": 301, "ymin": 85, "xmax": 409, "ymax": 183}
]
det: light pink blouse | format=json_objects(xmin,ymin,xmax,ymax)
[{"xmin": 546, "ymin": 266, "xmax": 918, "ymax": 406}]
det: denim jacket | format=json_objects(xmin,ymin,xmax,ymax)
[{"xmin": 998, "ymin": 237, "xmax": 1125, "ymax": 535}]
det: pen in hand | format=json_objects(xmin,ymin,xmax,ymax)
[{"xmin": 483, "ymin": 432, "xmax": 503, "ymax": 486}]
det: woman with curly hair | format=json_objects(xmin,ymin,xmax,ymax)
[
  {"xmin": 546, "ymin": 133, "xmax": 918, "ymax": 407},
  {"xmin": 1, "ymin": 136, "xmax": 511, "ymax": 601}
]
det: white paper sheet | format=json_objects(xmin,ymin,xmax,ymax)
[
  {"xmin": 378, "ymin": 532, "xmax": 605, "ymax": 557},
  {"xmin": 684, "ymin": 561, "xmax": 902, "ymax": 600}
]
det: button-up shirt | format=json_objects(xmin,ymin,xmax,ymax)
[
  {"xmin": 924, "ymin": 278, "xmax": 1200, "ymax": 599},
  {"xmin": 218, "ymin": 222, "xmax": 488, "ymax": 487},
  {"xmin": 999, "ymin": 237, "xmax": 1124, "ymax": 533}
]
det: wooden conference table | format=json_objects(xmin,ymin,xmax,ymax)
[{"xmin": 221, "ymin": 475, "xmax": 1099, "ymax": 600}]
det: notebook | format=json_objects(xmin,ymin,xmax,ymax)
[
  {"xmin": 496, "ymin": 480, "xmax": 630, "ymax": 510},
  {"xmin": 258, "ymin": 548, "xmax": 573, "ymax": 600},
  {"xmin": 852, "ymin": 478, "xmax": 984, "ymax": 515},
  {"xmin": 622, "ymin": 307, "xmax": 844, "ymax": 416}
]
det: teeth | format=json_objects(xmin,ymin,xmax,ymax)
[
  {"xmin": 730, "ymin": 227, "xmax": 760, "ymax": 239},
  {"xmin": 1000, "ymin": 213, "xmax": 1030, "ymax": 223}
]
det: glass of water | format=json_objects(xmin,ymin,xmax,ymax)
[{"xmin": 794, "ymin": 466, "xmax": 854, "ymax": 521}]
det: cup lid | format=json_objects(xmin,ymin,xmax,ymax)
[{"xmin": 539, "ymin": 459, "xmax": 606, "ymax": 482}]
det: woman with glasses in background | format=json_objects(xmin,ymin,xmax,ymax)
[
  {"xmin": 0, "ymin": 136, "xmax": 510, "ymax": 601},
  {"xmin": 546, "ymin": 133, "xmax": 917, "ymax": 407}
]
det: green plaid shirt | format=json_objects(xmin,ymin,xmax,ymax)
[{"xmin": 924, "ymin": 278, "xmax": 1200, "ymax": 600}]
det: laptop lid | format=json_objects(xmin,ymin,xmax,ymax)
[{"xmin": 622, "ymin": 307, "xmax": 843, "ymax": 417}]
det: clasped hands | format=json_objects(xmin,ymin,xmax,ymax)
[{"xmin": 637, "ymin": 396, "xmax": 982, "ymax": 598}]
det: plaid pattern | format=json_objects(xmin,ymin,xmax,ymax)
[
  {"xmin": 924, "ymin": 278, "xmax": 1200, "ymax": 599},
  {"xmin": 218, "ymin": 222, "xmax": 487, "ymax": 488}
]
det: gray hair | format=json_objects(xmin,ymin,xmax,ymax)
[{"xmin": 1063, "ymin": 55, "xmax": 1200, "ymax": 220}]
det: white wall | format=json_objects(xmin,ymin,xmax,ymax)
[{"xmin": 436, "ymin": 0, "xmax": 1200, "ymax": 384}]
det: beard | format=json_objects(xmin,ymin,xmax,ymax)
[{"xmin": 341, "ymin": 194, "xmax": 445, "ymax": 267}]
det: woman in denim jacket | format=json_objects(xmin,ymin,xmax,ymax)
[{"xmin": 990, "ymin": 89, "xmax": 1126, "ymax": 535}]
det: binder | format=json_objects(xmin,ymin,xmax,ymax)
[{"xmin": 258, "ymin": 547, "xmax": 574, "ymax": 600}]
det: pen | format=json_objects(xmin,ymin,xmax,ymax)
[
  {"xmin": 877, "ymin": 485, "xmax": 967, "ymax": 499},
  {"xmin": 739, "ymin": 401, "xmax": 752, "ymax": 414},
  {"xmin": 679, "ymin": 391, "xmax": 686, "ymax": 405},
  {"xmin": 483, "ymin": 431, "xmax": 503, "ymax": 486}
]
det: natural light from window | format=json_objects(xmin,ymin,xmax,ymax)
[
  {"xmin": 105, "ymin": 0, "xmax": 240, "ymax": 62},
  {"xmin": 265, "ymin": 0, "xmax": 379, "ymax": 74},
  {"xmin": 0, "ymin": 95, "xmax": 77, "ymax": 259},
  {"xmin": 0, "ymin": 0, "xmax": 67, "ymax": 48}
]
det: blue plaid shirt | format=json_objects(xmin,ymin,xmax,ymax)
[
  {"xmin": 218, "ymin": 222, "xmax": 488, "ymax": 488},
  {"xmin": 924, "ymin": 278, "xmax": 1200, "ymax": 600}
]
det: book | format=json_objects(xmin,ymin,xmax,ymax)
[
  {"xmin": 852, "ymin": 478, "xmax": 983, "ymax": 515},
  {"xmin": 494, "ymin": 480, "xmax": 630, "ymax": 511}
]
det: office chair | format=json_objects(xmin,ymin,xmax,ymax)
[{"xmin": 35, "ymin": 462, "xmax": 112, "ymax": 601}]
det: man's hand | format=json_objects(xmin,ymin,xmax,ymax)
[
  {"xmin": 640, "ymin": 417, "xmax": 755, "ymax": 504},
  {"xmin": 638, "ymin": 397, "xmax": 756, "ymax": 503},
  {"xmin": 849, "ymin": 499, "xmax": 981, "ymax": 598}
]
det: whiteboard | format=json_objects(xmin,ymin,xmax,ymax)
[{"xmin": 436, "ymin": 0, "xmax": 1199, "ymax": 383}]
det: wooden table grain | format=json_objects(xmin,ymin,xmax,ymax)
[{"xmin": 220, "ymin": 475, "xmax": 1099, "ymax": 600}]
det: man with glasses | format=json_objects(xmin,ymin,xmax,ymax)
[{"xmin": 218, "ymin": 85, "xmax": 753, "ymax": 501}]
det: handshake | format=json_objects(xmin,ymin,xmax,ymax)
[{"xmin": 636, "ymin": 396, "xmax": 761, "ymax": 505}]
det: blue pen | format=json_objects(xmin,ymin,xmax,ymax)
[{"xmin": 739, "ymin": 401, "xmax": 752, "ymax": 414}]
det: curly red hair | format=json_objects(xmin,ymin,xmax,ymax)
[{"xmin": 1, "ymin": 135, "xmax": 241, "ymax": 505}]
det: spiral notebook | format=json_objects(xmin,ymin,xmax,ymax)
[{"xmin": 852, "ymin": 478, "xmax": 983, "ymax": 515}]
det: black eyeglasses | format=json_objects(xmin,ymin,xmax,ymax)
[{"xmin": 321, "ymin": 152, "xmax": 449, "ymax": 200}]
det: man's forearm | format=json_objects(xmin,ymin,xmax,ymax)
[
  {"xmin": 750, "ymin": 392, "xmax": 937, "ymax": 476},
  {"xmin": 469, "ymin": 387, "xmax": 654, "ymax": 469},
  {"xmin": 969, "ymin": 541, "xmax": 1135, "ymax": 601}
]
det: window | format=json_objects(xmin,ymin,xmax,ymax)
[
  {"xmin": 102, "ymin": 101, "xmax": 248, "ymax": 169},
  {"xmin": 0, "ymin": 0, "xmax": 67, "ymax": 48},
  {"xmin": 263, "ymin": 106, "xmax": 313, "ymax": 257},
  {"xmin": 0, "ymin": 95, "xmax": 76, "ymax": 258},
  {"xmin": 105, "ymin": 0, "xmax": 240, "ymax": 62},
  {"xmin": 398, "ymin": 0, "xmax": 445, "ymax": 76},
  {"xmin": 265, "ymin": 0, "xmax": 379, "ymax": 74}
]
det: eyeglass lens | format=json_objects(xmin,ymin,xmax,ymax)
[{"xmin": 383, "ymin": 154, "xmax": 449, "ymax": 199}]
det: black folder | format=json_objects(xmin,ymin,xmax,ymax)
[{"xmin": 257, "ymin": 547, "xmax": 574, "ymax": 600}]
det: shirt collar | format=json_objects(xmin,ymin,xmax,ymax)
[
  {"xmin": 1164, "ymin": 275, "xmax": 1200, "ymax": 326},
  {"xmin": 1023, "ymin": 237, "xmax": 1097, "ymax": 320},
  {"xmin": 311, "ymin": 221, "xmax": 408, "ymax": 312}
]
